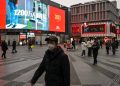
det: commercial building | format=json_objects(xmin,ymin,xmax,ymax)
[
  {"xmin": 71, "ymin": 0, "xmax": 119, "ymax": 39},
  {"xmin": 0, "ymin": 0, "xmax": 70, "ymax": 45}
]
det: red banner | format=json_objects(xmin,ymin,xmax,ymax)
[
  {"xmin": 49, "ymin": 6, "xmax": 65, "ymax": 32},
  {"xmin": 0, "ymin": 0, "xmax": 6, "ymax": 29}
]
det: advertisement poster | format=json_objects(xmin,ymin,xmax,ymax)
[
  {"xmin": 83, "ymin": 24, "xmax": 105, "ymax": 33},
  {"xmin": 6, "ymin": 0, "xmax": 48, "ymax": 30},
  {"xmin": 49, "ymin": 6, "xmax": 65, "ymax": 32},
  {"xmin": 0, "ymin": 0, "xmax": 6, "ymax": 29},
  {"xmin": 0, "ymin": 0, "xmax": 66, "ymax": 33}
]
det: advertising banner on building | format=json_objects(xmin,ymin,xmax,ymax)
[
  {"xmin": 0, "ymin": 0, "xmax": 66, "ymax": 33},
  {"xmin": 0, "ymin": 0, "xmax": 6, "ymax": 29},
  {"xmin": 49, "ymin": 6, "xmax": 65, "ymax": 32},
  {"xmin": 6, "ymin": 0, "xmax": 48, "ymax": 30}
]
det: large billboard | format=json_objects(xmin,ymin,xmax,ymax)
[
  {"xmin": 49, "ymin": 6, "xmax": 65, "ymax": 32},
  {"xmin": 5, "ymin": 0, "xmax": 48, "ymax": 30},
  {"xmin": 0, "ymin": 0, "xmax": 6, "ymax": 29},
  {"xmin": 0, "ymin": 0, "xmax": 66, "ymax": 33}
]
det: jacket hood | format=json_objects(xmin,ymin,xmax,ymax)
[{"xmin": 45, "ymin": 46, "xmax": 64, "ymax": 60}]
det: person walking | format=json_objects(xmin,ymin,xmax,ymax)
[
  {"xmin": 12, "ymin": 40, "xmax": 17, "ymax": 53},
  {"xmin": 28, "ymin": 39, "xmax": 32, "ymax": 51},
  {"xmin": 87, "ymin": 39, "xmax": 92, "ymax": 57},
  {"xmin": 72, "ymin": 39, "xmax": 76, "ymax": 50},
  {"xmin": 105, "ymin": 40, "xmax": 110, "ymax": 55},
  {"xmin": 115, "ymin": 40, "xmax": 119, "ymax": 49},
  {"xmin": 1, "ymin": 40, "xmax": 8, "ymax": 59},
  {"xmin": 92, "ymin": 39, "xmax": 99, "ymax": 65},
  {"xmin": 31, "ymin": 36, "xmax": 70, "ymax": 86},
  {"xmin": 81, "ymin": 41, "xmax": 87, "ymax": 56},
  {"xmin": 111, "ymin": 39, "xmax": 116, "ymax": 55}
]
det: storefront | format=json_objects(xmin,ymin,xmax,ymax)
[{"xmin": 81, "ymin": 22, "xmax": 116, "ymax": 38}]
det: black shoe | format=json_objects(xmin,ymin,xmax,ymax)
[{"xmin": 12, "ymin": 24, "xmax": 16, "ymax": 28}]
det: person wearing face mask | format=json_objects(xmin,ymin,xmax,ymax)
[{"xmin": 31, "ymin": 36, "xmax": 70, "ymax": 86}]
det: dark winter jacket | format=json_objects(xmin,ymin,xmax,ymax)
[
  {"xmin": 31, "ymin": 46, "xmax": 70, "ymax": 86},
  {"xmin": 92, "ymin": 41, "xmax": 99, "ymax": 56},
  {"xmin": 12, "ymin": 41, "xmax": 16, "ymax": 48},
  {"xmin": 106, "ymin": 42, "xmax": 111, "ymax": 48},
  {"xmin": 111, "ymin": 41, "xmax": 116, "ymax": 48},
  {"xmin": 1, "ymin": 41, "xmax": 8, "ymax": 51}
]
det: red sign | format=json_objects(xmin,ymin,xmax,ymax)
[
  {"xmin": 0, "ymin": 0, "xmax": 6, "ymax": 29},
  {"xmin": 20, "ymin": 35, "xmax": 26, "ymax": 40},
  {"xmin": 49, "ymin": 6, "xmax": 65, "ymax": 32},
  {"xmin": 116, "ymin": 29, "xmax": 120, "ymax": 34}
]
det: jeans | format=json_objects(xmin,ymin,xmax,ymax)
[{"xmin": 8, "ymin": 2, "xmax": 18, "ymax": 25}]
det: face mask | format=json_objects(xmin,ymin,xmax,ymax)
[{"xmin": 48, "ymin": 44, "xmax": 55, "ymax": 50}]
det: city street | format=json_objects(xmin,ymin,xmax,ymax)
[{"xmin": 0, "ymin": 45, "xmax": 120, "ymax": 86}]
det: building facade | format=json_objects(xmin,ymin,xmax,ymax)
[
  {"xmin": 71, "ymin": 0, "xmax": 119, "ymax": 38},
  {"xmin": 0, "ymin": 0, "xmax": 69, "ymax": 45}
]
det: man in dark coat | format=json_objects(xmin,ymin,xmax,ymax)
[
  {"xmin": 12, "ymin": 40, "xmax": 17, "ymax": 53},
  {"xmin": 92, "ymin": 39, "xmax": 99, "ymax": 65},
  {"xmin": 1, "ymin": 40, "xmax": 8, "ymax": 59},
  {"xmin": 31, "ymin": 36, "xmax": 70, "ymax": 86},
  {"xmin": 105, "ymin": 40, "xmax": 111, "ymax": 55},
  {"xmin": 111, "ymin": 39, "xmax": 116, "ymax": 55},
  {"xmin": 72, "ymin": 39, "xmax": 76, "ymax": 49}
]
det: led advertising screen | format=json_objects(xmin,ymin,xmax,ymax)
[
  {"xmin": 49, "ymin": 6, "xmax": 65, "ymax": 32},
  {"xmin": 0, "ymin": 0, "xmax": 6, "ymax": 29},
  {"xmin": 83, "ymin": 24, "xmax": 105, "ymax": 33},
  {"xmin": 6, "ymin": 0, "xmax": 48, "ymax": 30}
]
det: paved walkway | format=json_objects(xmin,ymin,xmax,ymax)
[{"xmin": 0, "ymin": 45, "xmax": 120, "ymax": 86}]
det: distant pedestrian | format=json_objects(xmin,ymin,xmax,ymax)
[
  {"xmin": 40, "ymin": 41, "xmax": 42, "ymax": 47},
  {"xmin": 111, "ymin": 39, "xmax": 116, "ymax": 55},
  {"xmin": 72, "ymin": 39, "xmax": 76, "ymax": 49},
  {"xmin": 115, "ymin": 40, "xmax": 119, "ymax": 49},
  {"xmin": 12, "ymin": 40, "xmax": 17, "ymax": 53},
  {"xmin": 28, "ymin": 39, "xmax": 32, "ymax": 51},
  {"xmin": 31, "ymin": 36, "xmax": 70, "ymax": 86},
  {"xmin": 87, "ymin": 39, "xmax": 93, "ymax": 57},
  {"xmin": 8, "ymin": 40, "xmax": 10, "ymax": 46},
  {"xmin": 1, "ymin": 40, "xmax": 8, "ymax": 59},
  {"xmin": 81, "ymin": 41, "xmax": 87, "ymax": 56},
  {"xmin": 92, "ymin": 39, "xmax": 99, "ymax": 65},
  {"xmin": 105, "ymin": 40, "xmax": 111, "ymax": 55}
]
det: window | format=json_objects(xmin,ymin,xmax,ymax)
[
  {"xmin": 77, "ymin": 7, "xmax": 79, "ymax": 13},
  {"xmin": 84, "ymin": 14, "xmax": 88, "ymax": 21},
  {"xmin": 103, "ymin": 2, "xmax": 105, "ymax": 10},
  {"xmin": 92, "ymin": 4, "xmax": 96, "ymax": 11}
]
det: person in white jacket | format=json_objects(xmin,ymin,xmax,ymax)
[
  {"xmin": 87, "ymin": 39, "xmax": 93, "ymax": 57},
  {"xmin": 81, "ymin": 41, "xmax": 87, "ymax": 56}
]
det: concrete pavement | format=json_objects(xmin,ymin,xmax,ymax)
[{"xmin": 0, "ymin": 45, "xmax": 120, "ymax": 86}]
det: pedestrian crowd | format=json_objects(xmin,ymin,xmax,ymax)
[{"xmin": 0, "ymin": 36, "xmax": 119, "ymax": 86}]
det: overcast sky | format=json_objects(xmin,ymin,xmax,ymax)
[{"xmin": 51, "ymin": 0, "xmax": 120, "ymax": 8}]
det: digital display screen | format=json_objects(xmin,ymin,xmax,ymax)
[
  {"xmin": 0, "ymin": 0, "xmax": 66, "ymax": 33},
  {"xmin": 83, "ymin": 24, "xmax": 105, "ymax": 33},
  {"xmin": 6, "ymin": 0, "xmax": 48, "ymax": 30},
  {"xmin": 49, "ymin": 6, "xmax": 65, "ymax": 32}
]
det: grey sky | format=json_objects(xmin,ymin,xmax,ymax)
[{"xmin": 51, "ymin": 0, "xmax": 120, "ymax": 8}]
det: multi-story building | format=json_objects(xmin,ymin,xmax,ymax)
[
  {"xmin": 0, "ymin": 0, "xmax": 70, "ymax": 45},
  {"xmin": 116, "ymin": 9, "xmax": 120, "ymax": 40},
  {"xmin": 71, "ymin": 0, "xmax": 119, "ymax": 38}
]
